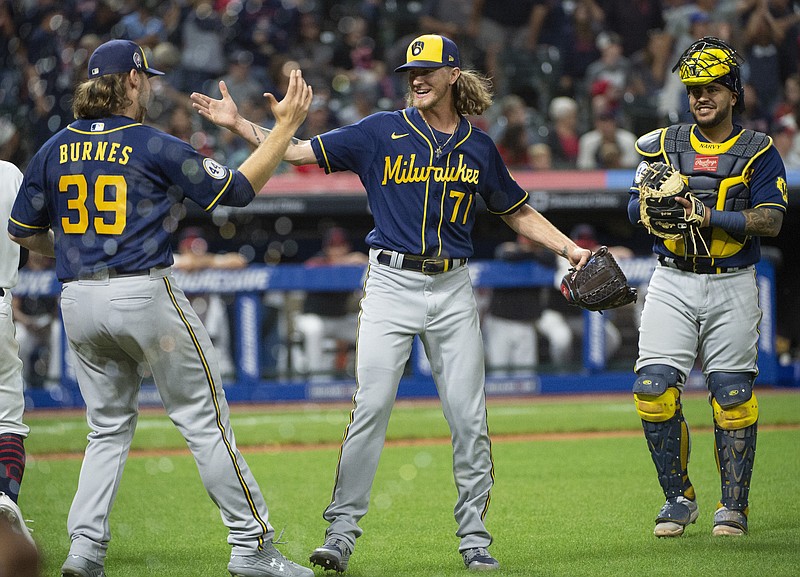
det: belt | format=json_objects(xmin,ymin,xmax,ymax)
[
  {"xmin": 658, "ymin": 256, "xmax": 748, "ymax": 275},
  {"xmin": 377, "ymin": 250, "xmax": 468, "ymax": 275},
  {"xmin": 63, "ymin": 266, "xmax": 168, "ymax": 283}
]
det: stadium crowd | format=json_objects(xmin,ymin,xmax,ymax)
[
  {"xmin": 2, "ymin": 0, "xmax": 800, "ymax": 173},
  {"xmin": 2, "ymin": 0, "xmax": 800, "ymax": 370}
]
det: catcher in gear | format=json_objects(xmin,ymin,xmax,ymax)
[{"xmin": 628, "ymin": 36, "xmax": 787, "ymax": 538}]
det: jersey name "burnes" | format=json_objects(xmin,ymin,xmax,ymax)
[
  {"xmin": 382, "ymin": 154, "xmax": 480, "ymax": 185},
  {"xmin": 59, "ymin": 141, "xmax": 133, "ymax": 165}
]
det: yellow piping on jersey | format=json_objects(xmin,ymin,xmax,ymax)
[
  {"xmin": 402, "ymin": 110, "xmax": 436, "ymax": 253},
  {"xmin": 689, "ymin": 127, "xmax": 744, "ymax": 154},
  {"xmin": 67, "ymin": 123, "xmax": 143, "ymax": 135},
  {"xmin": 163, "ymin": 276, "xmax": 269, "ymax": 545},
  {"xmin": 8, "ymin": 216, "xmax": 49, "ymax": 230},
  {"xmin": 316, "ymin": 135, "xmax": 333, "ymax": 173},
  {"xmin": 203, "ymin": 169, "xmax": 234, "ymax": 211}
]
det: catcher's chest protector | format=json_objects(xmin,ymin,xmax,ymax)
[{"xmin": 661, "ymin": 125, "xmax": 771, "ymax": 255}]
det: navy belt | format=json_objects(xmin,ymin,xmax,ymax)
[
  {"xmin": 377, "ymin": 251, "xmax": 467, "ymax": 275},
  {"xmin": 63, "ymin": 266, "xmax": 167, "ymax": 283},
  {"xmin": 658, "ymin": 256, "xmax": 748, "ymax": 275}
]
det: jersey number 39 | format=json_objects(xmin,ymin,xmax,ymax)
[{"xmin": 60, "ymin": 174, "xmax": 127, "ymax": 235}]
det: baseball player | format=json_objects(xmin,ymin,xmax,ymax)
[
  {"xmin": 192, "ymin": 33, "xmax": 591, "ymax": 572},
  {"xmin": 0, "ymin": 159, "xmax": 36, "ymax": 548},
  {"xmin": 8, "ymin": 39, "xmax": 314, "ymax": 577},
  {"xmin": 628, "ymin": 37, "xmax": 787, "ymax": 537}
]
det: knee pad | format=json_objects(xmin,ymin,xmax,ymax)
[
  {"xmin": 708, "ymin": 372, "xmax": 758, "ymax": 430},
  {"xmin": 633, "ymin": 365, "xmax": 681, "ymax": 423}
]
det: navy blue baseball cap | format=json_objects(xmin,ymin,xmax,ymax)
[
  {"xmin": 88, "ymin": 39, "xmax": 165, "ymax": 79},
  {"xmin": 395, "ymin": 34, "xmax": 461, "ymax": 72}
]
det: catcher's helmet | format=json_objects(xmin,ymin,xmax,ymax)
[{"xmin": 672, "ymin": 36, "xmax": 745, "ymax": 112}]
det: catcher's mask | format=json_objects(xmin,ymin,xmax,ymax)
[{"xmin": 673, "ymin": 36, "xmax": 744, "ymax": 113}]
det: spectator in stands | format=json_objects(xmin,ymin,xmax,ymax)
[
  {"xmin": 12, "ymin": 252, "xmax": 61, "ymax": 390},
  {"xmin": 529, "ymin": 142, "xmax": 554, "ymax": 171},
  {"xmin": 598, "ymin": 0, "xmax": 666, "ymax": 58},
  {"xmin": 216, "ymin": 50, "xmax": 273, "ymax": 108},
  {"xmin": 546, "ymin": 96, "xmax": 581, "ymax": 168},
  {"xmin": 119, "ymin": 0, "xmax": 169, "ymax": 48},
  {"xmin": 585, "ymin": 31, "xmax": 631, "ymax": 117},
  {"xmin": 577, "ymin": 107, "xmax": 639, "ymax": 169},
  {"xmin": 559, "ymin": 0, "xmax": 603, "ymax": 96},
  {"xmin": 625, "ymin": 30, "xmax": 672, "ymax": 136},
  {"xmin": 174, "ymin": 0, "xmax": 227, "ymax": 93},
  {"xmin": 287, "ymin": 12, "xmax": 335, "ymax": 92},
  {"xmin": 467, "ymin": 0, "xmax": 537, "ymax": 96},
  {"xmin": 484, "ymin": 234, "xmax": 573, "ymax": 374},
  {"xmin": 173, "ymin": 227, "xmax": 246, "ymax": 380},
  {"xmin": 293, "ymin": 227, "xmax": 367, "ymax": 379},
  {"xmin": 419, "ymin": 0, "xmax": 481, "ymax": 69}
]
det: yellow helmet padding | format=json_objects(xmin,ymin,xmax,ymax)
[{"xmin": 679, "ymin": 47, "xmax": 736, "ymax": 86}]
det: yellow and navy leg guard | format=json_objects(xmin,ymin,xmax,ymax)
[
  {"xmin": 633, "ymin": 365, "xmax": 694, "ymax": 500},
  {"xmin": 708, "ymin": 372, "xmax": 758, "ymax": 512}
]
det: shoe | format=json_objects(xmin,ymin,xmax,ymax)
[
  {"xmin": 61, "ymin": 554, "xmax": 106, "ymax": 577},
  {"xmin": 0, "ymin": 492, "xmax": 35, "ymax": 547},
  {"xmin": 228, "ymin": 543, "xmax": 314, "ymax": 577},
  {"xmin": 309, "ymin": 537, "xmax": 351, "ymax": 573},
  {"xmin": 462, "ymin": 548, "xmax": 500, "ymax": 571},
  {"xmin": 712, "ymin": 506, "xmax": 748, "ymax": 536},
  {"xmin": 654, "ymin": 496, "xmax": 699, "ymax": 537}
]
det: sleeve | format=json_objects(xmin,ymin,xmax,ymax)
[
  {"xmin": 311, "ymin": 116, "xmax": 378, "ymax": 174},
  {"xmin": 8, "ymin": 153, "xmax": 52, "ymax": 238},
  {"xmin": 155, "ymin": 134, "xmax": 245, "ymax": 212},
  {"xmin": 748, "ymin": 145, "xmax": 788, "ymax": 213},
  {"xmin": 480, "ymin": 140, "xmax": 530, "ymax": 214}
]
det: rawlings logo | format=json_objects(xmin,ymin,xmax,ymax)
[{"xmin": 693, "ymin": 155, "xmax": 718, "ymax": 172}]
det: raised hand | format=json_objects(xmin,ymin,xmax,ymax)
[
  {"xmin": 191, "ymin": 80, "xmax": 240, "ymax": 131},
  {"xmin": 264, "ymin": 69, "xmax": 313, "ymax": 132}
]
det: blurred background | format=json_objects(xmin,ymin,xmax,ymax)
[{"xmin": 3, "ymin": 0, "xmax": 800, "ymax": 400}]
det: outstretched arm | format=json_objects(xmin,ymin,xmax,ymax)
[
  {"xmin": 191, "ymin": 80, "xmax": 317, "ymax": 165},
  {"xmin": 501, "ymin": 204, "xmax": 591, "ymax": 268},
  {"xmin": 237, "ymin": 69, "xmax": 314, "ymax": 191}
]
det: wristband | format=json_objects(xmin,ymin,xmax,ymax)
[{"xmin": 708, "ymin": 209, "xmax": 746, "ymax": 235}]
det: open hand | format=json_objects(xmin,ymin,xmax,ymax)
[
  {"xmin": 264, "ymin": 69, "xmax": 313, "ymax": 132},
  {"xmin": 191, "ymin": 81, "xmax": 240, "ymax": 131}
]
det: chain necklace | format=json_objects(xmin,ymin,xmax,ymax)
[{"xmin": 422, "ymin": 115, "xmax": 458, "ymax": 159}]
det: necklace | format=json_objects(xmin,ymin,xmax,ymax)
[{"xmin": 422, "ymin": 115, "xmax": 458, "ymax": 159}]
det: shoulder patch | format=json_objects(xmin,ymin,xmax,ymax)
[
  {"xmin": 633, "ymin": 161, "xmax": 650, "ymax": 185},
  {"xmin": 203, "ymin": 157, "xmax": 228, "ymax": 180}
]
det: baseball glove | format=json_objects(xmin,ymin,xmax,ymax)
[
  {"xmin": 637, "ymin": 161, "xmax": 705, "ymax": 240},
  {"xmin": 560, "ymin": 246, "xmax": 638, "ymax": 312}
]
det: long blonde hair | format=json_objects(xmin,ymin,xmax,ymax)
[
  {"xmin": 404, "ymin": 68, "xmax": 494, "ymax": 116},
  {"xmin": 72, "ymin": 73, "xmax": 132, "ymax": 120},
  {"xmin": 453, "ymin": 69, "xmax": 493, "ymax": 116}
]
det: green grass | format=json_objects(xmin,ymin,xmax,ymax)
[{"xmin": 19, "ymin": 389, "xmax": 800, "ymax": 576}]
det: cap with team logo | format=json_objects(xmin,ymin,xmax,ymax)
[
  {"xmin": 395, "ymin": 34, "xmax": 461, "ymax": 72},
  {"xmin": 88, "ymin": 39, "xmax": 165, "ymax": 79}
]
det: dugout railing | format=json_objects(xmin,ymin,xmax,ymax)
[{"xmin": 15, "ymin": 257, "xmax": 786, "ymax": 409}]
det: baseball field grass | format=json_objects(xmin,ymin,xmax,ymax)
[{"xmin": 19, "ymin": 388, "xmax": 800, "ymax": 577}]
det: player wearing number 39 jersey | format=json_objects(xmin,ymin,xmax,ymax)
[
  {"xmin": 9, "ymin": 39, "xmax": 315, "ymax": 577},
  {"xmin": 193, "ymin": 33, "xmax": 591, "ymax": 573}
]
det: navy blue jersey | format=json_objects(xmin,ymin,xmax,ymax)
[
  {"xmin": 9, "ymin": 115, "xmax": 253, "ymax": 281},
  {"xmin": 311, "ymin": 107, "xmax": 529, "ymax": 258}
]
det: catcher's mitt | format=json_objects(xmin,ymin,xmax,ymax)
[
  {"xmin": 560, "ymin": 246, "xmax": 638, "ymax": 312},
  {"xmin": 637, "ymin": 161, "xmax": 705, "ymax": 240}
]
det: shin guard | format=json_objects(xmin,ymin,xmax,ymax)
[{"xmin": 714, "ymin": 422, "xmax": 757, "ymax": 510}]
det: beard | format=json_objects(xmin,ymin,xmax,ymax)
[{"xmin": 692, "ymin": 101, "xmax": 731, "ymax": 129}]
